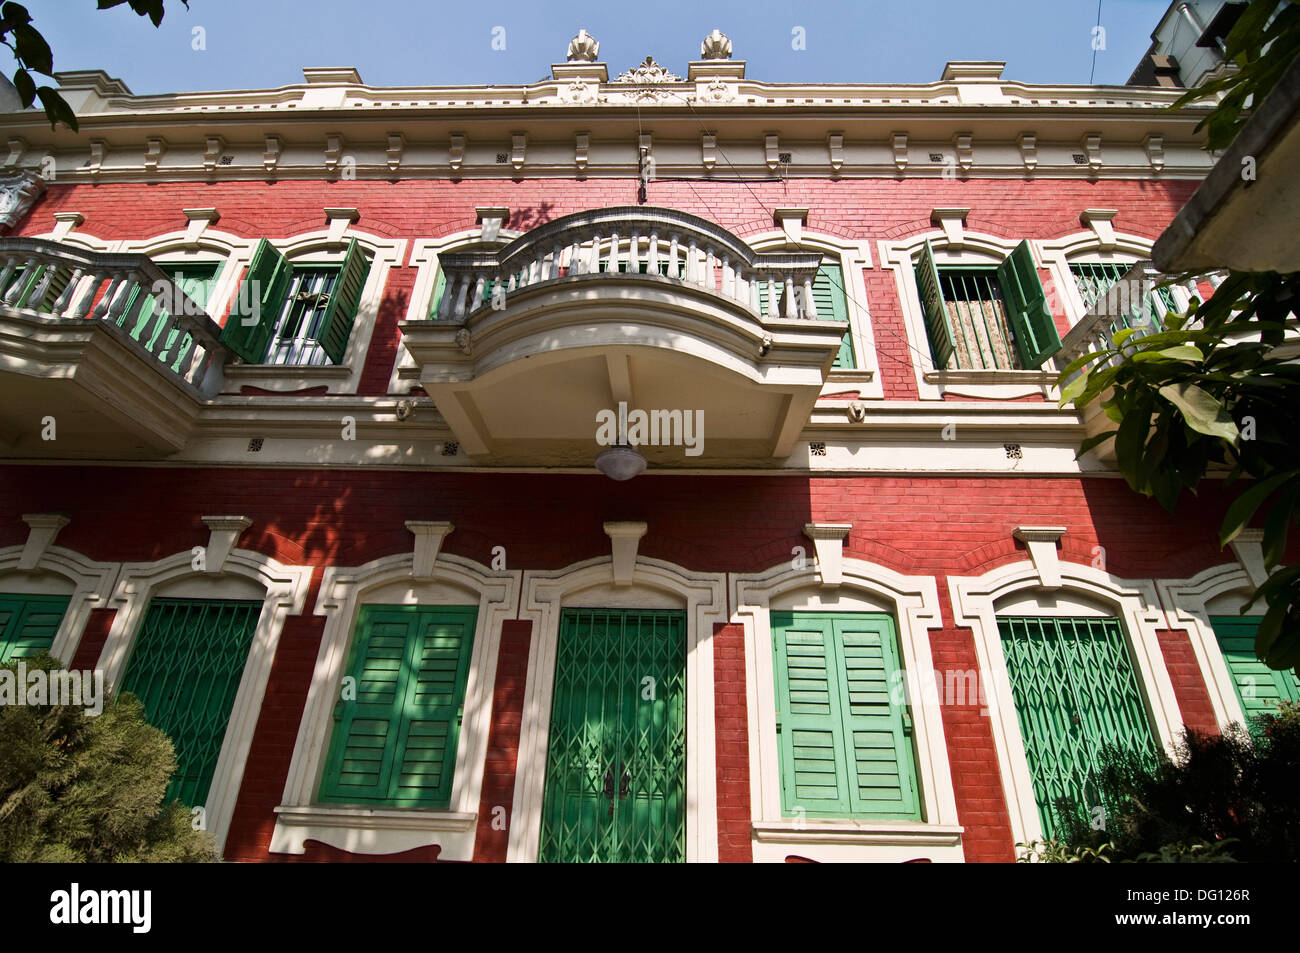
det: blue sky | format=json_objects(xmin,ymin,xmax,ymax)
[{"xmin": 14, "ymin": 0, "xmax": 1173, "ymax": 93}]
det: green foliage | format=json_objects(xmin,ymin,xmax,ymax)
[
  {"xmin": 1039, "ymin": 702, "xmax": 1300, "ymax": 862},
  {"xmin": 1169, "ymin": 0, "xmax": 1300, "ymax": 150},
  {"xmin": 0, "ymin": 0, "xmax": 188, "ymax": 131},
  {"xmin": 0, "ymin": 654, "xmax": 217, "ymax": 862},
  {"xmin": 1017, "ymin": 838, "xmax": 1115, "ymax": 863}
]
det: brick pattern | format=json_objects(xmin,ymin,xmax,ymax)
[
  {"xmin": 473, "ymin": 620, "xmax": 532, "ymax": 863},
  {"xmin": 1156, "ymin": 628, "xmax": 1221, "ymax": 737},
  {"xmin": 712, "ymin": 622, "xmax": 753, "ymax": 862}
]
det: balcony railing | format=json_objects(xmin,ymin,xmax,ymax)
[
  {"xmin": 0, "ymin": 238, "xmax": 229, "ymax": 395},
  {"xmin": 1054, "ymin": 261, "xmax": 1224, "ymax": 380},
  {"xmin": 434, "ymin": 206, "xmax": 825, "ymax": 323}
]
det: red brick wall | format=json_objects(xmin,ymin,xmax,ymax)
[
  {"xmin": 1156, "ymin": 628, "xmax": 1221, "ymax": 737},
  {"xmin": 473, "ymin": 619, "xmax": 533, "ymax": 863},
  {"xmin": 11, "ymin": 177, "xmax": 1199, "ymax": 399},
  {"xmin": 713, "ymin": 622, "xmax": 753, "ymax": 862},
  {"xmin": 0, "ymin": 464, "xmax": 1249, "ymax": 862}
]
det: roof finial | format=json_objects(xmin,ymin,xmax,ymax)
[{"xmin": 568, "ymin": 29, "xmax": 600, "ymax": 62}]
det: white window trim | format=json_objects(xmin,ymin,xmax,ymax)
[
  {"xmin": 117, "ymin": 228, "xmax": 254, "ymax": 337},
  {"xmin": 221, "ymin": 229, "xmax": 406, "ymax": 394},
  {"xmin": 0, "ymin": 545, "xmax": 119, "ymax": 664},
  {"xmin": 1157, "ymin": 563, "xmax": 1265, "ymax": 733},
  {"xmin": 1036, "ymin": 230, "xmax": 1180, "ymax": 330},
  {"xmin": 390, "ymin": 229, "xmax": 520, "ymax": 394},
  {"xmin": 271, "ymin": 551, "xmax": 517, "ymax": 862},
  {"xmin": 507, "ymin": 556, "xmax": 726, "ymax": 863},
  {"xmin": 949, "ymin": 560, "xmax": 1182, "ymax": 850},
  {"xmin": 97, "ymin": 549, "xmax": 313, "ymax": 854},
  {"xmin": 878, "ymin": 231, "xmax": 1060, "ymax": 401},
  {"xmin": 731, "ymin": 558, "xmax": 963, "ymax": 863},
  {"xmin": 746, "ymin": 229, "xmax": 883, "ymax": 400}
]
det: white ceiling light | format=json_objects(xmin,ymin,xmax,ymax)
[{"xmin": 595, "ymin": 445, "xmax": 647, "ymax": 481}]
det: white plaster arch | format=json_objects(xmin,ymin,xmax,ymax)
[
  {"xmin": 949, "ymin": 559, "xmax": 1181, "ymax": 849},
  {"xmin": 99, "ymin": 549, "xmax": 313, "ymax": 854},
  {"xmin": 508, "ymin": 556, "xmax": 727, "ymax": 863},
  {"xmin": 0, "ymin": 545, "xmax": 118, "ymax": 663},
  {"xmin": 1157, "ymin": 563, "xmax": 1264, "ymax": 733},
  {"xmin": 731, "ymin": 557, "xmax": 963, "ymax": 863},
  {"xmin": 879, "ymin": 228, "xmax": 1055, "ymax": 400},
  {"xmin": 1037, "ymin": 229, "xmax": 1170, "ymax": 330},
  {"xmin": 270, "ymin": 550, "xmax": 518, "ymax": 861}
]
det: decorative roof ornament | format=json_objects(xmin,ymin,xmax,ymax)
[
  {"xmin": 615, "ymin": 56, "xmax": 683, "ymax": 85},
  {"xmin": 700, "ymin": 29, "xmax": 732, "ymax": 60},
  {"xmin": 567, "ymin": 29, "xmax": 600, "ymax": 62}
]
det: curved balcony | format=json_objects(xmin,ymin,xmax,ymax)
[
  {"xmin": 0, "ymin": 238, "xmax": 230, "ymax": 458},
  {"xmin": 401, "ymin": 207, "xmax": 847, "ymax": 466}
]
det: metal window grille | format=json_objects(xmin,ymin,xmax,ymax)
[
  {"xmin": 267, "ymin": 267, "xmax": 339, "ymax": 366},
  {"xmin": 938, "ymin": 268, "xmax": 1020, "ymax": 370}
]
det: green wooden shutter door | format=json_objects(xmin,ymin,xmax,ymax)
[
  {"xmin": 996, "ymin": 240, "xmax": 1061, "ymax": 369},
  {"xmin": 220, "ymin": 238, "xmax": 292, "ymax": 364},
  {"xmin": 1210, "ymin": 616, "xmax": 1300, "ymax": 735},
  {"xmin": 316, "ymin": 238, "xmax": 372, "ymax": 365},
  {"xmin": 319, "ymin": 605, "xmax": 478, "ymax": 808},
  {"xmin": 998, "ymin": 616, "xmax": 1158, "ymax": 838},
  {"xmin": 770, "ymin": 611, "xmax": 920, "ymax": 819},
  {"xmin": 119, "ymin": 598, "xmax": 262, "ymax": 806},
  {"xmin": 430, "ymin": 268, "xmax": 446, "ymax": 318},
  {"xmin": 0, "ymin": 593, "xmax": 70, "ymax": 661},
  {"xmin": 812, "ymin": 264, "xmax": 855, "ymax": 369},
  {"xmin": 914, "ymin": 239, "xmax": 954, "ymax": 370}
]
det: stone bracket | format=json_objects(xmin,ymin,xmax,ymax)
[
  {"xmin": 19, "ymin": 514, "xmax": 70, "ymax": 570},
  {"xmin": 1013, "ymin": 525, "xmax": 1067, "ymax": 589},
  {"xmin": 407, "ymin": 521, "xmax": 455, "ymax": 579},
  {"xmin": 1081, "ymin": 208, "xmax": 1119, "ymax": 251},
  {"xmin": 804, "ymin": 523, "xmax": 853, "ymax": 587},
  {"xmin": 477, "ymin": 207, "xmax": 509, "ymax": 242},
  {"xmin": 183, "ymin": 207, "xmax": 220, "ymax": 247},
  {"xmin": 774, "ymin": 207, "xmax": 808, "ymax": 248},
  {"xmin": 604, "ymin": 521, "xmax": 647, "ymax": 585},
  {"xmin": 1229, "ymin": 529, "xmax": 1269, "ymax": 588},
  {"xmin": 325, "ymin": 207, "xmax": 359, "ymax": 245},
  {"xmin": 931, "ymin": 207, "xmax": 971, "ymax": 249},
  {"xmin": 202, "ymin": 516, "xmax": 252, "ymax": 574}
]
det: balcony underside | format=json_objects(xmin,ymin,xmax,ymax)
[
  {"xmin": 401, "ymin": 277, "xmax": 846, "ymax": 467},
  {"xmin": 0, "ymin": 310, "xmax": 202, "ymax": 458}
]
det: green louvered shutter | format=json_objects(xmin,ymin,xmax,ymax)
[
  {"xmin": 119, "ymin": 598, "xmax": 262, "ymax": 806},
  {"xmin": 220, "ymin": 238, "xmax": 292, "ymax": 364},
  {"xmin": 812, "ymin": 264, "xmax": 855, "ymax": 369},
  {"xmin": 320, "ymin": 605, "xmax": 478, "ymax": 808},
  {"xmin": 0, "ymin": 593, "xmax": 70, "ymax": 661},
  {"xmin": 316, "ymin": 238, "xmax": 372, "ymax": 364},
  {"xmin": 122, "ymin": 263, "xmax": 221, "ymax": 365},
  {"xmin": 771, "ymin": 612, "xmax": 919, "ymax": 819},
  {"xmin": 8, "ymin": 264, "xmax": 73, "ymax": 312},
  {"xmin": 914, "ymin": 239, "xmax": 953, "ymax": 370},
  {"xmin": 997, "ymin": 240, "xmax": 1061, "ymax": 369},
  {"xmin": 1210, "ymin": 616, "xmax": 1300, "ymax": 736},
  {"xmin": 430, "ymin": 268, "xmax": 446, "ymax": 318}
]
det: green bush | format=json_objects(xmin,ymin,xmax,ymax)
[
  {"xmin": 0, "ymin": 654, "xmax": 218, "ymax": 862},
  {"xmin": 1024, "ymin": 701, "xmax": 1300, "ymax": 862}
]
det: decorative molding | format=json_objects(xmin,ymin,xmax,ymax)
[
  {"xmin": 615, "ymin": 56, "xmax": 682, "ymax": 85},
  {"xmin": 201, "ymin": 515, "xmax": 252, "ymax": 573},
  {"xmin": 324, "ymin": 206, "xmax": 359, "ymax": 245},
  {"xmin": 700, "ymin": 29, "xmax": 732, "ymax": 60},
  {"xmin": 182, "ymin": 207, "xmax": 220, "ymax": 247},
  {"xmin": 476, "ymin": 206, "xmax": 509, "ymax": 242},
  {"xmin": 1144, "ymin": 133, "xmax": 1165, "ymax": 173},
  {"xmin": 827, "ymin": 132, "xmax": 844, "ymax": 172},
  {"xmin": 802, "ymin": 522, "xmax": 853, "ymax": 586},
  {"xmin": 765, "ymin": 134, "xmax": 780, "ymax": 172},
  {"xmin": 202, "ymin": 135, "xmax": 224, "ymax": 176},
  {"xmin": 323, "ymin": 132, "xmax": 345, "ymax": 174},
  {"xmin": 1228, "ymin": 528, "xmax": 1269, "ymax": 588},
  {"xmin": 1012, "ymin": 525, "xmax": 1067, "ymax": 589},
  {"xmin": 86, "ymin": 139, "xmax": 107, "ymax": 176},
  {"xmin": 143, "ymin": 137, "xmax": 166, "ymax": 172},
  {"xmin": 511, "ymin": 133, "xmax": 526, "ymax": 172},
  {"xmin": 3, "ymin": 137, "xmax": 25, "ymax": 170},
  {"xmin": 0, "ymin": 542, "xmax": 120, "ymax": 665},
  {"xmin": 1080, "ymin": 208, "xmax": 1119, "ymax": 251},
  {"xmin": 49, "ymin": 210, "xmax": 83, "ymax": 240},
  {"xmin": 449, "ymin": 133, "xmax": 466, "ymax": 173},
  {"xmin": 574, "ymin": 132, "xmax": 589, "ymax": 171},
  {"xmin": 1081, "ymin": 132, "xmax": 1103, "ymax": 175},
  {"xmin": 406, "ymin": 520, "xmax": 454, "ymax": 578},
  {"xmin": 603, "ymin": 521, "xmax": 648, "ymax": 585},
  {"xmin": 892, "ymin": 132, "xmax": 908, "ymax": 174},
  {"xmin": 18, "ymin": 514, "xmax": 71, "ymax": 570},
  {"xmin": 567, "ymin": 29, "xmax": 599, "ymax": 63},
  {"xmin": 953, "ymin": 132, "xmax": 973, "ymax": 174},
  {"xmin": 701, "ymin": 133, "xmax": 716, "ymax": 171},
  {"xmin": 385, "ymin": 132, "xmax": 404, "ymax": 173},
  {"xmin": 930, "ymin": 207, "xmax": 971, "ymax": 249},
  {"xmin": 1018, "ymin": 132, "xmax": 1037, "ymax": 175},
  {"xmin": 263, "ymin": 135, "xmax": 281, "ymax": 176},
  {"xmin": 774, "ymin": 207, "xmax": 808, "ymax": 248}
]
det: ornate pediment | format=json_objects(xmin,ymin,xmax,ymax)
[{"xmin": 615, "ymin": 57, "xmax": 683, "ymax": 85}]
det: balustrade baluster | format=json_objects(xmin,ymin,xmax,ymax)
[
  {"xmin": 50, "ymin": 267, "xmax": 83, "ymax": 316},
  {"xmin": 629, "ymin": 232, "xmax": 640, "ymax": 274},
  {"xmin": 784, "ymin": 275, "xmax": 797, "ymax": 318},
  {"xmin": 766, "ymin": 277, "xmax": 778, "ymax": 319},
  {"xmin": 453, "ymin": 273, "xmax": 470, "ymax": 320},
  {"xmin": 607, "ymin": 232, "xmax": 619, "ymax": 274},
  {"xmin": 588, "ymin": 234, "xmax": 602, "ymax": 274},
  {"xmin": 721, "ymin": 256, "xmax": 733, "ymax": 298},
  {"xmin": 687, "ymin": 240, "xmax": 698, "ymax": 284},
  {"xmin": 802, "ymin": 276, "xmax": 817, "ymax": 319},
  {"xmin": 550, "ymin": 244, "xmax": 561, "ymax": 280},
  {"xmin": 4, "ymin": 256, "xmax": 36, "ymax": 306},
  {"xmin": 648, "ymin": 232, "xmax": 659, "ymax": 276},
  {"xmin": 704, "ymin": 247, "xmax": 716, "ymax": 290},
  {"xmin": 0, "ymin": 255, "xmax": 17, "ymax": 295},
  {"xmin": 668, "ymin": 235, "xmax": 680, "ymax": 281},
  {"xmin": 473, "ymin": 273, "xmax": 487, "ymax": 310},
  {"xmin": 69, "ymin": 270, "xmax": 102, "ymax": 319}
]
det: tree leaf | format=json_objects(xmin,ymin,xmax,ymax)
[
  {"xmin": 1158, "ymin": 381, "xmax": 1239, "ymax": 441},
  {"xmin": 34, "ymin": 86, "xmax": 77, "ymax": 131},
  {"xmin": 11, "ymin": 67, "xmax": 35, "ymax": 107},
  {"xmin": 1220, "ymin": 470, "xmax": 1300, "ymax": 547}
]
